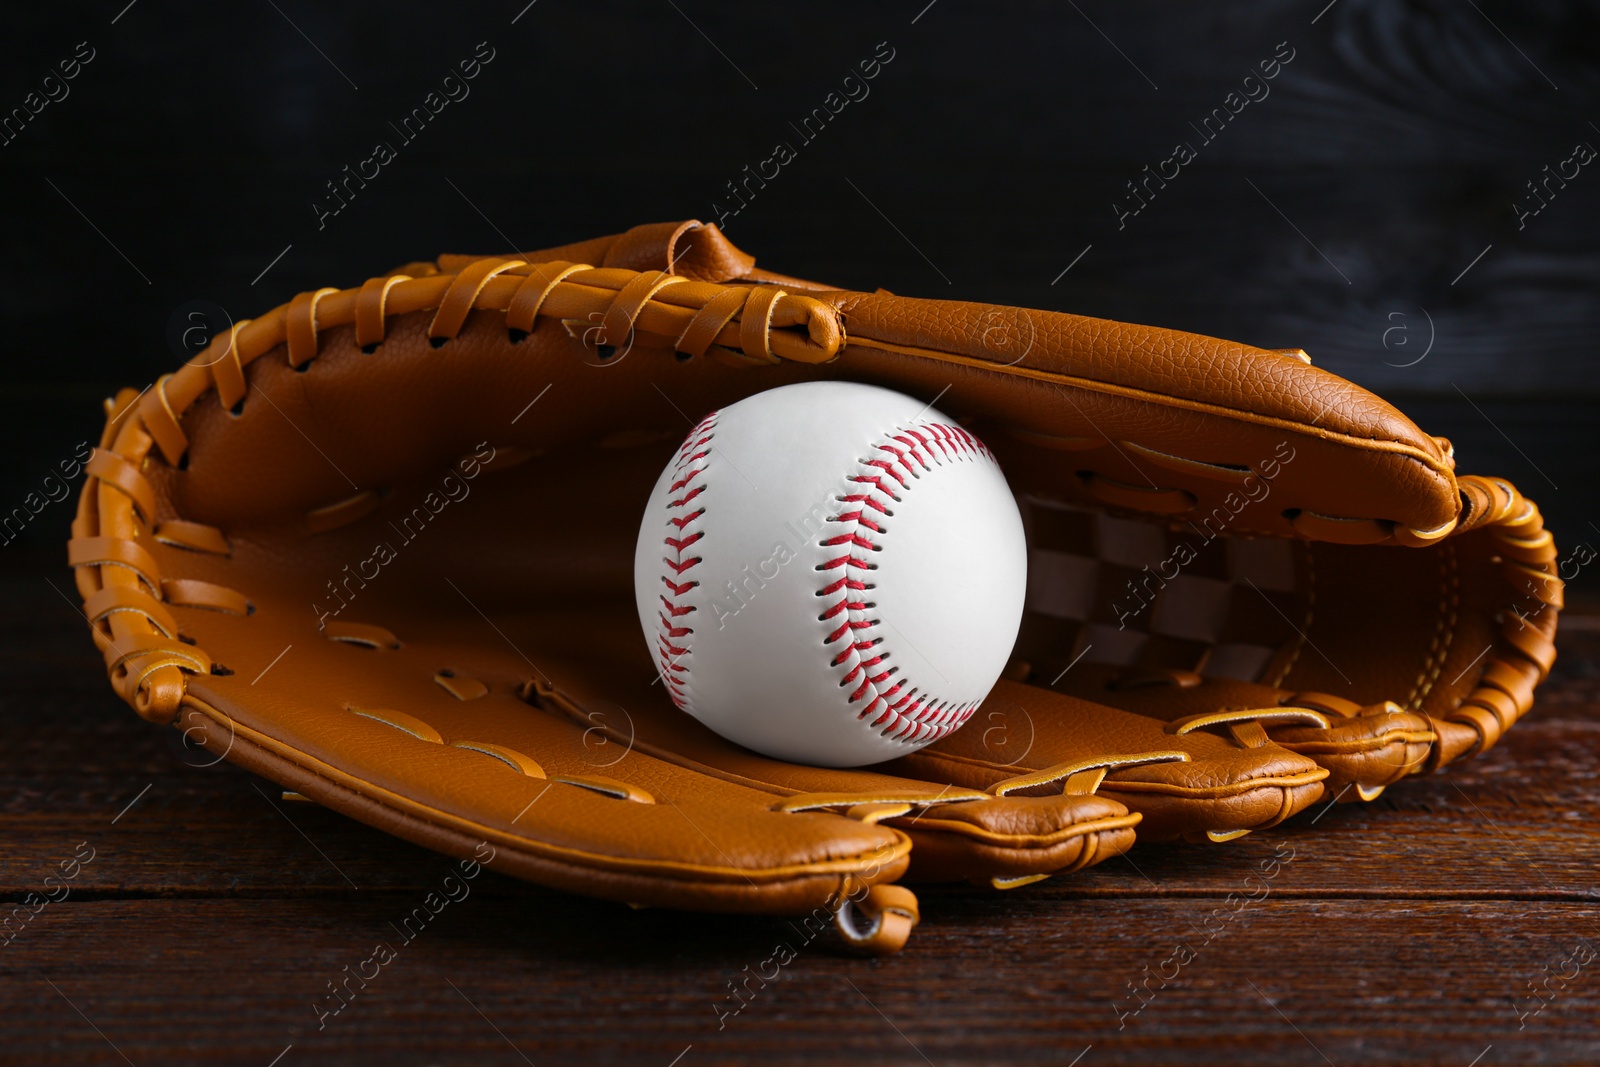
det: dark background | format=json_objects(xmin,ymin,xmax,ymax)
[
  {"xmin": 2, "ymin": 3, "xmax": 1598, "ymax": 1065},
  {"xmin": 3, "ymin": 0, "xmax": 1598, "ymax": 551}
]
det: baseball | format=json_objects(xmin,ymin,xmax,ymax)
[{"xmin": 634, "ymin": 381, "xmax": 1027, "ymax": 767}]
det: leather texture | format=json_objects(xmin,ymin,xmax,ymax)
[{"xmin": 71, "ymin": 220, "xmax": 1560, "ymax": 953}]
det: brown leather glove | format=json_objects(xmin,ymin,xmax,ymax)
[{"xmin": 70, "ymin": 220, "xmax": 1558, "ymax": 953}]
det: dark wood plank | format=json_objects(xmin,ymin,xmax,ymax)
[
  {"xmin": 7, "ymin": 704, "xmax": 1600, "ymax": 902},
  {"xmin": 3, "ymin": 897, "xmax": 1597, "ymax": 1066},
  {"xmin": 7, "ymin": 531, "xmax": 1599, "ymax": 1067}
]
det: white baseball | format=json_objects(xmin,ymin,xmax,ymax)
[{"xmin": 633, "ymin": 381, "xmax": 1027, "ymax": 767}]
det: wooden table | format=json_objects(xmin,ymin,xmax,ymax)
[{"xmin": 3, "ymin": 547, "xmax": 1596, "ymax": 1066}]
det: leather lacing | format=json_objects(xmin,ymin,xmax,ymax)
[
  {"xmin": 1104, "ymin": 474, "xmax": 1562, "ymax": 780},
  {"xmin": 137, "ymin": 258, "xmax": 841, "ymax": 470},
  {"xmin": 71, "ymin": 260, "xmax": 846, "ymax": 723},
  {"xmin": 986, "ymin": 751, "xmax": 1191, "ymax": 799},
  {"xmin": 1441, "ymin": 475, "xmax": 1561, "ymax": 759},
  {"xmin": 69, "ymin": 259, "xmax": 1560, "ymax": 806}
]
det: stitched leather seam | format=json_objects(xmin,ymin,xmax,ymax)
[
  {"xmin": 136, "ymin": 263, "xmax": 842, "ymax": 470},
  {"xmin": 900, "ymin": 812, "xmax": 1142, "ymax": 847},
  {"xmin": 1274, "ymin": 730, "xmax": 1437, "ymax": 755},
  {"xmin": 185, "ymin": 695, "xmax": 909, "ymax": 881},
  {"xmin": 820, "ymin": 421, "xmax": 992, "ymax": 746},
  {"xmin": 909, "ymin": 747, "xmax": 1328, "ymax": 794},
  {"xmin": 1096, "ymin": 767, "xmax": 1330, "ymax": 797},
  {"xmin": 654, "ymin": 414, "xmax": 717, "ymax": 710},
  {"xmin": 841, "ymin": 333, "xmax": 1454, "ymax": 477}
]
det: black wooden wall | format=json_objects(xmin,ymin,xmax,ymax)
[{"xmin": 2, "ymin": 1, "xmax": 1596, "ymax": 551}]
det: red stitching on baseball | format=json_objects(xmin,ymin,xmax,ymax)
[
  {"xmin": 655, "ymin": 414, "xmax": 717, "ymax": 707},
  {"xmin": 819, "ymin": 421, "xmax": 993, "ymax": 745}
]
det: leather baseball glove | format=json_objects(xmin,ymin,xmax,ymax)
[{"xmin": 71, "ymin": 220, "xmax": 1559, "ymax": 953}]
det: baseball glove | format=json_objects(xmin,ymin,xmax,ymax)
[{"xmin": 71, "ymin": 220, "xmax": 1558, "ymax": 953}]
